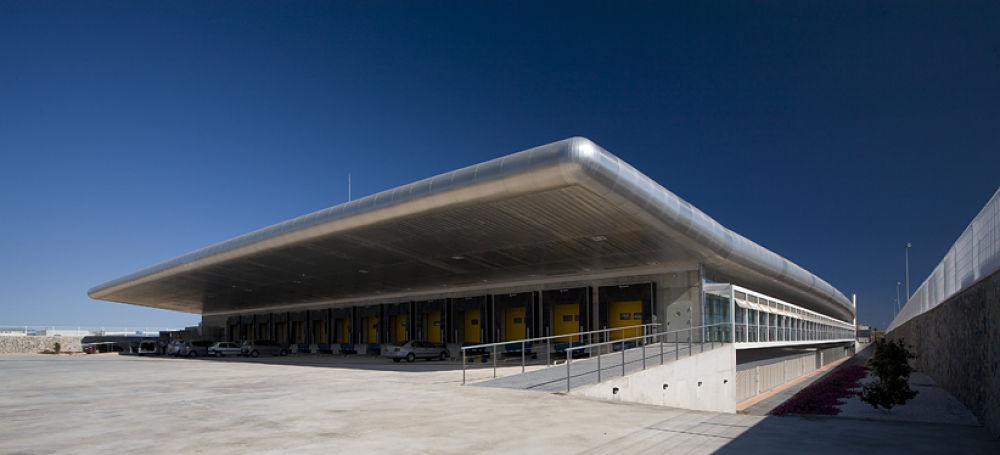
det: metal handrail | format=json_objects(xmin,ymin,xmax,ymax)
[
  {"xmin": 564, "ymin": 322, "xmax": 729, "ymax": 354},
  {"xmin": 460, "ymin": 323, "xmax": 661, "ymax": 385},
  {"xmin": 459, "ymin": 323, "xmax": 661, "ymax": 352},
  {"xmin": 564, "ymin": 322, "xmax": 733, "ymax": 392}
]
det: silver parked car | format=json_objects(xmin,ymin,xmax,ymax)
[
  {"xmin": 166, "ymin": 340, "xmax": 183, "ymax": 356},
  {"xmin": 383, "ymin": 341, "xmax": 449, "ymax": 363},
  {"xmin": 207, "ymin": 341, "xmax": 242, "ymax": 357}
]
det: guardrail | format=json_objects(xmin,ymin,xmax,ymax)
[
  {"xmin": 460, "ymin": 323, "xmax": 661, "ymax": 385},
  {"xmin": 564, "ymin": 322, "xmax": 732, "ymax": 392}
]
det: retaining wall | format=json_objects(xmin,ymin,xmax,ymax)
[
  {"xmin": 571, "ymin": 344, "xmax": 737, "ymax": 413},
  {"xmin": 888, "ymin": 268, "xmax": 1000, "ymax": 437},
  {"xmin": 0, "ymin": 336, "xmax": 83, "ymax": 354}
]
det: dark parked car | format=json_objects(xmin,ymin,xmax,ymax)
[
  {"xmin": 177, "ymin": 340, "xmax": 214, "ymax": 357},
  {"xmin": 240, "ymin": 340, "xmax": 289, "ymax": 357}
]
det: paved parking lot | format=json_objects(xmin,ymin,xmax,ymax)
[{"xmin": 1, "ymin": 354, "xmax": 997, "ymax": 454}]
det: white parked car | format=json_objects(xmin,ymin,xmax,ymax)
[
  {"xmin": 207, "ymin": 342, "xmax": 242, "ymax": 357},
  {"xmin": 137, "ymin": 340, "xmax": 160, "ymax": 356},
  {"xmin": 383, "ymin": 341, "xmax": 449, "ymax": 363}
]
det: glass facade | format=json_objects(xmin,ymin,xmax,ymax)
[{"xmin": 704, "ymin": 283, "xmax": 854, "ymax": 345}]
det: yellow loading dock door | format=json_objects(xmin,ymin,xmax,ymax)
[
  {"xmin": 599, "ymin": 283, "xmax": 655, "ymax": 341},
  {"xmin": 365, "ymin": 317, "xmax": 379, "ymax": 343},
  {"xmin": 608, "ymin": 300, "xmax": 642, "ymax": 340},
  {"xmin": 275, "ymin": 322, "xmax": 288, "ymax": 344},
  {"xmin": 381, "ymin": 303, "xmax": 410, "ymax": 344},
  {"xmin": 452, "ymin": 296, "xmax": 487, "ymax": 344},
  {"xmin": 336, "ymin": 318, "xmax": 350, "ymax": 343},
  {"xmin": 552, "ymin": 304, "xmax": 580, "ymax": 342},
  {"xmin": 463, "ymin": 309, "xmax": 481, "ymax": 343},
  {"xmin": 504, "ymin": 307, "xmax": 526, "ymax": 341},
  {"xmin": 425, "ymin": 312, "xmax": 442, "ymax": 343},
  {"xmin": 415, "ymin": 299, "xmax": 448, "ymax": 342},
  {"xmin": 493, "ymin": 292, "xmax": 536, "ymax": 343},
  {"xmin": 312, "ymin": 319, "xmax": 327, "ymax": 344},
  {"xmin": 395, "ymin": 315, "xmax": 408, "ymax": 342},
  {"xmin": 542, "ymin": 287, "xmax": 589, "ymax": 343}
]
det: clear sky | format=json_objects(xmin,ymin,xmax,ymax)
[{"xmin": 1, "ymin": 1, "xmax": 997, "ymax": 330}]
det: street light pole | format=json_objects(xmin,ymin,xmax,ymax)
[{"xmin": 905, "ymin": 243, "xmax": 912, "ymax": 300}]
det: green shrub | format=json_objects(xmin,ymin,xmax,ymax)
[
  {"xmin": 53, "ymin": 342, "xmax": 61, "ymax": 354},
  {"xmin": 859, "ymin": 338, "xmax": 917, "ymax": 411}
]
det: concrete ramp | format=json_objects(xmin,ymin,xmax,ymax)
[{"xmin": 473, "ymin": 342, "xmax": 703, "ymax": 393}]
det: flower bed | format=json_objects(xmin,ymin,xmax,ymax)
[{"xmin": 770, "ymin": 365, "xmax": 868, "ymax": 416}]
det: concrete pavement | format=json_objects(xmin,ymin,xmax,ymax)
[{"xmin": 1, "ymin": 354, "xmax": 996, "ymax": 454}]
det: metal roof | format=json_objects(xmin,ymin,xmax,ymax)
[{"xmin": 88, "ymin": 137, "xmax": 855, "ymax": 321}]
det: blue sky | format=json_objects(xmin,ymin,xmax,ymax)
[{"xmin": 1, "ymin": 1, "xmax": 997, "ymax": 329}]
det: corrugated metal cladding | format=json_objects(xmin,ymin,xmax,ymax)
[
  {"xmin": 890, "ymin": 186, "xmax": 1000, "ymax": 331},
  {"xmin": 88, "ymin": 137, "xmax": 854, "ymax": 321}
]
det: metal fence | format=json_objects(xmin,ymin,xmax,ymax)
[
  {"xmin": 889, "ymin": 186, "xmax": 1000, "ymax": 332},
  {"xmin": 0, "ymin": 325, "xmax": 182, "ymax": 337}
]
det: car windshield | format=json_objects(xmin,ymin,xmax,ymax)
[{"xmin": 393, "ymin": 341, "xmax": 410, "ymax": 346}]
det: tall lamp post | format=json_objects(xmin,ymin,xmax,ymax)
[{"xmin": 905, "ymin": 243, "xmax": 912, "ymax": 300}]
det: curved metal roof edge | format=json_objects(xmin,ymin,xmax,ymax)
[{"xmin": 89, "ymin": 137, "xmax": 854, "ymax": 321}]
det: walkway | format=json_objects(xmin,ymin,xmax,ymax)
[{"xmin": 471, "ymin": 341, "xmax": 724, "ymax": 392}]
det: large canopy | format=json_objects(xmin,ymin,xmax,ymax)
[{"xmin": 89, "ymin": 137, "xmax": 855, "ymax": 321}]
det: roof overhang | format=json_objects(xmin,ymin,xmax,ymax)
[{"xmin": 89, "ymin": 137, "xmax": 855, "ymax": 322}]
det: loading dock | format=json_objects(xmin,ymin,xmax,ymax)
[
  {"xmin": 451, "ymin": 295, "xmax": 488, "ymax": 344},
  {"xmin": 598, "ymin": 283, "xmax": 654, "ymax": 341},
  {"xmin": 332, "ymin": 307, "xmax": 353, "ymax": 353},
  {"xmin": 493, "ymin": 292, "xmax": 536, "ymax": 343},
  {"xmin": 382, "ymin": 302, "xmax": 411, "ymax": 344},
  {"xmin": 541, "ymin": 287, "xmax": 590, "ymax": 343},
  {"xmin": 273, "ymin": 312, "xmax": 288, "ymax": 345},
  {"xmin": 290, "ymin": 312, "xmax": 307, "ymax": 346},
  {"xmin": 414, "ymin": 299, "xmax": 447, "ymax": 343},
  {"xmin": 364, "ymin": 316, "xmax": 378, "ymax": 343},
  {"xmin": 309, "ymin": 309, "xmax": 329, "ymax": 351},
  {"xmin": 241, "ymin": 314, "xmax": 254, "ymax": 340}
]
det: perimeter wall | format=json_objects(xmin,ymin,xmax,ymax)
[
  {"xmin": 888, "ymin": 268, "xmax": 1000, "ymax": 437},
  {"xmin": 0, "ymin": 336, "xmax": 83, "ymax": 354}
]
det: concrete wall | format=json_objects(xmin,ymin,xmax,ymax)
[
  {"xmin": 888, "ymin": 268, "xmax": 1000, "ymax": 437},
  {"xmin": 0, "ymin": 336, "xmax": 83, "ymax": 354},
  {"xmin": 571, "ymin": 344, "xmax": 737, "ymax": 413}
]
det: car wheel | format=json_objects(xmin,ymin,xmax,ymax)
[
  {"xmin": 251, "ymin": 350, "xmax": 259, "ymax": 358},
  {"xmin": 439, "ymin": 351, "xmax": 448, "ymax": 361},
  {"xmin": 188, "ymin": 351, "xmax": 198, "ymax": 358},
  {"xmin": 406, "ymin": 353, "xmax": 415, "ymax": 363},
  {"xmin": 214, "ymin": 351, "xmax": 222, "ymax": 357},
  {"xmin": 280, "ymin": 349, "xmax": 288, "ymax": 356},
  {"xmin": 393, "ymin": 358, "xmax": 401, "ymax": 363}
]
